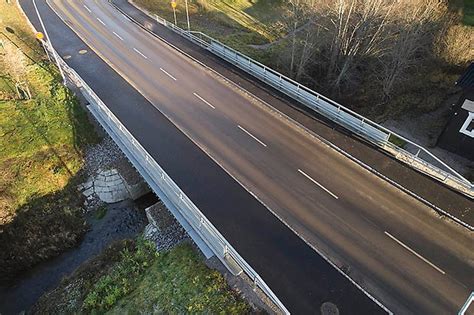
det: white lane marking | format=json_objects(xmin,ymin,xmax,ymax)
[
  {"xmin": 133, "ymin": 48, "xmax": 148, "ymax": 59},
  {"xmin": 193, "ymin": 93, "xmax": 215, "ymax": 109},
  {"xmin": 96, "ymin": 17, "xmax": 106, "ymax": 26},
  {"xmin": 113, "ymin": 31, "xmax": 124, "ymax": 41},
  {"xmin": 160, "ymin": 68, "xmax": 177, "ymax": 81},
  {"xmin": 384, "ymin": 231, "xmax": 446, "ymax": 275},
  {"xmin": 298, "ymin": 169, "xmax": 339, "ymax": 199},
  {"xmin": 237, "ymin": 125, "xmax": 267, "ymax": 147},
  {"xmin": 83, "ymin": 4, "xmax": 92, "ymax": 13}
]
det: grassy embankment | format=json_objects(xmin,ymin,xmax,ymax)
[
  {"xmin": 1, "ymin": 4, "xmax": 255, "ymax": 313},
  {"xmin": 33, "ymin": 239, "xmax": 251, "ymax": 314},
  {"xmin": 133, "ymin": 0, "xmax": 284, "ymax": 61},
  {"xmin": 0, "ymin": 1, "xmax": 98, "ymax": 281},
  {"xmin": 464, "ymin": 0, "xmax": 474, "ymax": 25}
]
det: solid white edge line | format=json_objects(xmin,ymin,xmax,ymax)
[
  {"xmin": 133, "ymin": 47, "xmax": 148, "ymax": 59},
  {"xmin": 193, "ymin": 92, "xmax": 215, "ymax": 109},
  {"xmin": 297, "ymin": 169, "xmax": 339, "ymax": 199},
  {"xmin": 83, "ymin": 4, "xmax": 91, "ymax": 13},
  {"xmin": 96, "ymin": 17, "xmax": 106, "ymax": 26},
  {"xmin": 384, "ymin": 231, "xmax": 446, "ymax": 275},
  {"xmin": 160, "ymin": 67, "xmax": 177, "ymax": 81},
  {"xmin": 26, "ymin": 1, "xmax": 289, "ymax": 313},
  {"xmin": 112, "ymin": 31, "xmax": 124, "ymax": 41},
  {"xmin": 237, "ymin": 125, "xmax": 267, "ymax": 147},
  {"xmin": 54, "ymin": 2, "xmax": 392, "ymax": 312}
]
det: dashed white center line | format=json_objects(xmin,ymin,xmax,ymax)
[
  {"xmin": 384, "ymin": 231, "xmax": 446, "ymax": 275},
  {"xmin": 133, "ymin": 48, "xmax": 148, "ymax": 59},
  {"xmin": 298, "ymin": 169, "xmax": 339, "ymax": 199},
  {"xmin": 83, "ymin": 4, "xmax": 92, "ymax": 13},
  {"xmin": 96, "ymin": 17, "xmax": 106, "ymax": 26},
  {"xmin": 113, "ymin": 31, "xmax": 124, "ymax": 41},
  {"xmin": 237, "ymin": 125, "xmax": 267, "ymax": 147},
  {"xmin": 193, "ymin": 93, "xmax": 215, "ymax": 109},
  {"xmin": 160, "ymin": 68, "xmax": 177, "ymax": 81}
]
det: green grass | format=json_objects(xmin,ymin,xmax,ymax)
[
  {"xmin": 94, "ymin": 205, "xmax": 108, "ymax": 220},
  {"xmin": 32, "ymin": 240, "xmax": 135, "ymax": 314},
  {"xmin": 0, "ymin": 64, "xmax": 97, "ymax": 222},
  {"xmin": 33, "ymin": 239, "xmax": 251, "ymax": 314},
  {"xmin": 0, "ymin": 1, "xmax": 98, "ymax": 281},
  {"xmin": 108, "ymin": 243, "xmax": 250, "ymax": 314},
  {"xmin": 83, "ymin": 238, "xmax": 159, "ymax": 311},
  {"xmin": 388, "ymin": 134, "xmax": 407, "ymax": 148},
  {"xmin": 133, "ymin": 0, "xmax": 283, "ymax": 57},
  {"xmin": 463, "ymin": 0, "xmax": 474, "ymax": 25}
]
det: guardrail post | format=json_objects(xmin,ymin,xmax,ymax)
[{"xmin": 60, "ymin": 21, "xmax": 295, "ymax": 310}]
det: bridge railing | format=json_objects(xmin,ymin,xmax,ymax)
[
  {"xmin": 152, "ymin": 14, "xmax": 473, "ymax": 199},
  {"xmin": 45, "ymin": 43, "xmax": 290, "ymax": 315}
]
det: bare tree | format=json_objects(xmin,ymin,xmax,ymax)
[
  {"xmin": 325, "ymin": 0, "xmax": 391, "ymax": 92},
  {"xmin": 294, "ymin": 27, "xmax": 316, "ymax": 80},
  {"xmin": 271, "ymin": 0, "xmax": 457, "ymax": 113},
  {"xmin": 1, "ymin": 40, "xmax": 31, "ymax": 99},
  {"xmin": 381, "ymin": 0, "xmax": 446, "ymax": 98},
  {"xmin": 286, "ymin": 0, "xmax": 312, "ymax": 76}
]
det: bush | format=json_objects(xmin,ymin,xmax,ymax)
[
  {"xmin": 437, "ymin": 23, "xmax": 474, "ymax": 66},
  {"xmin": 82, "ymin": 238, "xmax": 158, "ymax": 311}
]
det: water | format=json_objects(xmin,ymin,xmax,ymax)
[{"xmin": 0, "ymin": 194, "xmax": 156, "ymax": 315}]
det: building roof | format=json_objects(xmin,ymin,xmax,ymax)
[
  {"xmin": 457, "ymin": 63, "xmax": 474, "ymax": 88},
  {"xmin": 461, "ymin": 99, "xmax": 474, "ymax": 112}
]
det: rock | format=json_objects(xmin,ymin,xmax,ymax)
[{"xmin": 143, "ymin": 202, "xmax": 189, "ymax": 252}]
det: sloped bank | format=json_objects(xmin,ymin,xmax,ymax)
[
  {"xmin": 31, "ymin": 201, "xmax": 262, "ymax": 314},
  {"xmin": 0, "ymin": 134, "xmax": 153, "ymax": 314}
]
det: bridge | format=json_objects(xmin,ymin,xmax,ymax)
[{"xmin": 20, "ymin": 0, "xmax": 474, "ymax": 313}]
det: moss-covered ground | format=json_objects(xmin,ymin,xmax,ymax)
[{"xmin": 0, "ymin": 1, "xmax": 98, "ymax": 281}]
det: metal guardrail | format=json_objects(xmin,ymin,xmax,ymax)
[
  {"xmin": 43, "ymin": 42, "xmax": 290, "ymax": 315},
  {"xmin": 459, "ymin": 292, "xmax": 474, "ymax": 315},
  {"xmin": 151, "ymin": 14, "xmax": 474, "ymax": 199}
]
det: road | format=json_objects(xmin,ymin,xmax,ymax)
[{"xmin": 30, "ymin": 0, "xmax": 474, "ymax": 313}]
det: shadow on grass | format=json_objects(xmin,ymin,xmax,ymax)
[
  {"xmin": 0, "ymin": 180, "xmax": 87, "ymax": 284},
  {"xmin": 0, "ymin": 72, "xmax": 98, "ymax": 284},
  {"xmin": 30, "ymin": 239, "xmax": 135, "ymax": 314},
  {"xmin": 12, "ymin": 76, "xmax": 98, "ymax": 173}
]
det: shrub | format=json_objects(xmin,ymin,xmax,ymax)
[{"xmin": 82, "ymin": 238, "xmax": 158, "ymax": 311}]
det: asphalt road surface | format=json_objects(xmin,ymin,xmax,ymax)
[{"xmin": 27, "ymin": 0, "xmax": 474, "ymax": 313}]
